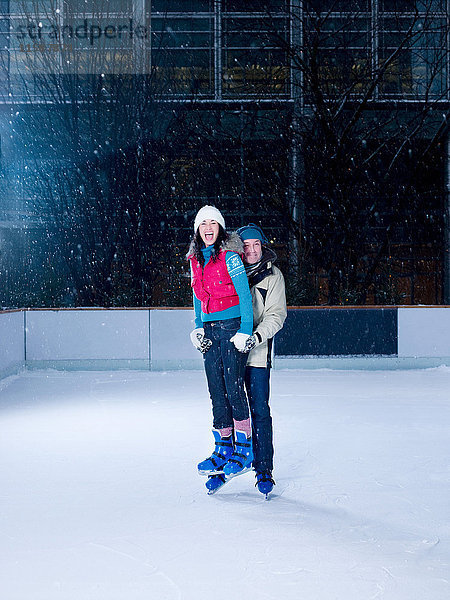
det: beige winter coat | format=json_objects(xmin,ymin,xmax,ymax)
[{"xmin": 247, "ymin": 265, "xmax": 287, "ymax": 368}]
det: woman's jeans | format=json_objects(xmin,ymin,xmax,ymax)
[
  {"xmin": 203, "ymin": 318, "xmax": 250, "ymax": 430},
  {"xmin": 245, "ymin": 366, "xmax": 273, "ymax": 473}
]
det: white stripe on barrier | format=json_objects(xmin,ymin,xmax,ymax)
[{"xmin": 398, "ymin": 307, "xmax": 450, "ymax": 358}]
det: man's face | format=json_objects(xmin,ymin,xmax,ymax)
[{"xmin": 243, "ymin": 238, "xmax": 262, "ymax": 264}]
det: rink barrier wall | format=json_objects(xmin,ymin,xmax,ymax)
[
  {"xmin": 0, "ymin": 306, "xmax": 450, "ymax": 378},
  {"xmin": 275, "ymin": 306, "xmax": 450, "ymax": 370},
  {"xmin": 0, "ymin": 310, "xmax": 25, "ymax": 379},
  {"xmin": 276, "ymin": 308, "xmax": 398, "ymax": 356}
]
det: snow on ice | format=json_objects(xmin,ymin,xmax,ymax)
[{"xmin": 0, "ymin": 367, "xmax": 449, "ymax": 600}]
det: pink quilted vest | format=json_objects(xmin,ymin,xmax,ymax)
[{"xmin": 189, "ymin": 251, "xmax": 240, "ymax": 314}]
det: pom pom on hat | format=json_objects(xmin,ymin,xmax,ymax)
[{"xmin": 194, "ymin": 205, "xmax": 226, "ymax": 232}]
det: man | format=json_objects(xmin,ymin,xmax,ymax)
[{"xmin": 236, "ymin": 223, "xmax": 287, "ymax": 497}]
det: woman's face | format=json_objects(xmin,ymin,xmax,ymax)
[{"xmin": 198, "ymin": 219, "xmax": 220, "ymax": 246}]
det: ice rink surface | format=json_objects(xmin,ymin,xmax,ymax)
[{"xmin": 0, "ymin": 367, "xmax": 449, "ymax": 600}]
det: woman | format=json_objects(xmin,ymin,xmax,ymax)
[{"xmin": 187, "ymin": 205, "xmax": 254, "ymax": 492}]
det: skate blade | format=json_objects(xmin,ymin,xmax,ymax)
[
  {"xmin": 198, "ymin": 468, "xmax": 224, "ymax": 476},
  {"xmin": 222, "ymin": 466, "xmax": 252, "ymax": 479},
  {"xmin": 207, "ymin": 485, "xmax": 225, "ymax": 495}
]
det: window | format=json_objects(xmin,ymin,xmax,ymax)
[
  {"xmin": 222, "ymin": 15, "xmax": 289, "ymax": 96},
  {"xmin": 307, "ymin": 0, "xmax": 370, "ymax": 12},
  {"xmin": 306, "ymin": 12, "xmax": 371, "ymax": 96},
  {"xmin": 0, "ymin": 17, "xmax": 8, "ymax": 98},
  {"xmin": 70, "ymin": 0, "xmax": 133, "ymax": 11},
  {"xmin": 151, "ymin": 15, "xmax": 213, "ymax": 95},
  {"xmin": 378, "ymin": 12, "xmax": 447, "ymax": 97},
  {"xmin": 224, "ymin": 0, "xmax": 288, "ymax": 12},
  {"xmin": 380, "ymin": 1, "xmax": 446, "ymax": 10},
  {"xmin": 151, "ymin": 0, "xmax": 212, "ymax": 13}
]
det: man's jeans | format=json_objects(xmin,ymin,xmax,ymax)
[
  {"xmin": 203, "ymin": 318, "xmax": 250, "ymax": 430},
  {"xmin": 245, "ymin": 366, "xmax": 273, "ymax": 472}
]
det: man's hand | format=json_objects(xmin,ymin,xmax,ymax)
[{"xmin": 230, "ymin": 333, "xmax": 257, "ymax": 353}]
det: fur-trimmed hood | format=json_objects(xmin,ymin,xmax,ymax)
[{"xmin": 186, "ymin": 231, "xmax": 244, "ymax": 260}]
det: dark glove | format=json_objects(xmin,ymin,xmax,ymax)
[
  {"xmin": 230, "ymin": 333, "xmax": 257, "ymax": 353},
  {"xmin": 190, "ymin": 328, "xmax": 212, "ymax": 353},
  {"xmin": 242, "ymin": 334, "xmax": 257, "ymax": 353},
  {"xmin": 198, "ymin": 336, "xmax": 212, "ymax": 353}
]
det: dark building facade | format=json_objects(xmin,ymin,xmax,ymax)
[{"xmin": 0, "ymin": 1, "xmax": 449, "ymax": 307}]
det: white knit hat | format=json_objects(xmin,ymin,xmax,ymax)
[{"xmin": 193, "ymin": 205, "xmax": 226, "ymax": 232}]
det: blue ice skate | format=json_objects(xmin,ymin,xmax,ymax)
[
  {"xmin": 205, "ymin": 473, "xmax": 227, "ymax": 495},
  {"xmin": 222, "ymin": 431, "xmax": 253, "ymax": 477},
  {"xmin": 197, "ymin": 430, "xmax": 233, "ymax": 476},
  {"xmin": 255, "ymin": 471, "xmax": 275, "ymax": 499}
]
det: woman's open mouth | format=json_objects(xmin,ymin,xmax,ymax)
[{"xmin": 205, "ymin": 232, "xmax": 214, "ymax": 240}]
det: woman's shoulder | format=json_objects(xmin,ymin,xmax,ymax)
[{"xmin": 220, "ymin": 232, "xmax": 244, "ymax": 255}]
